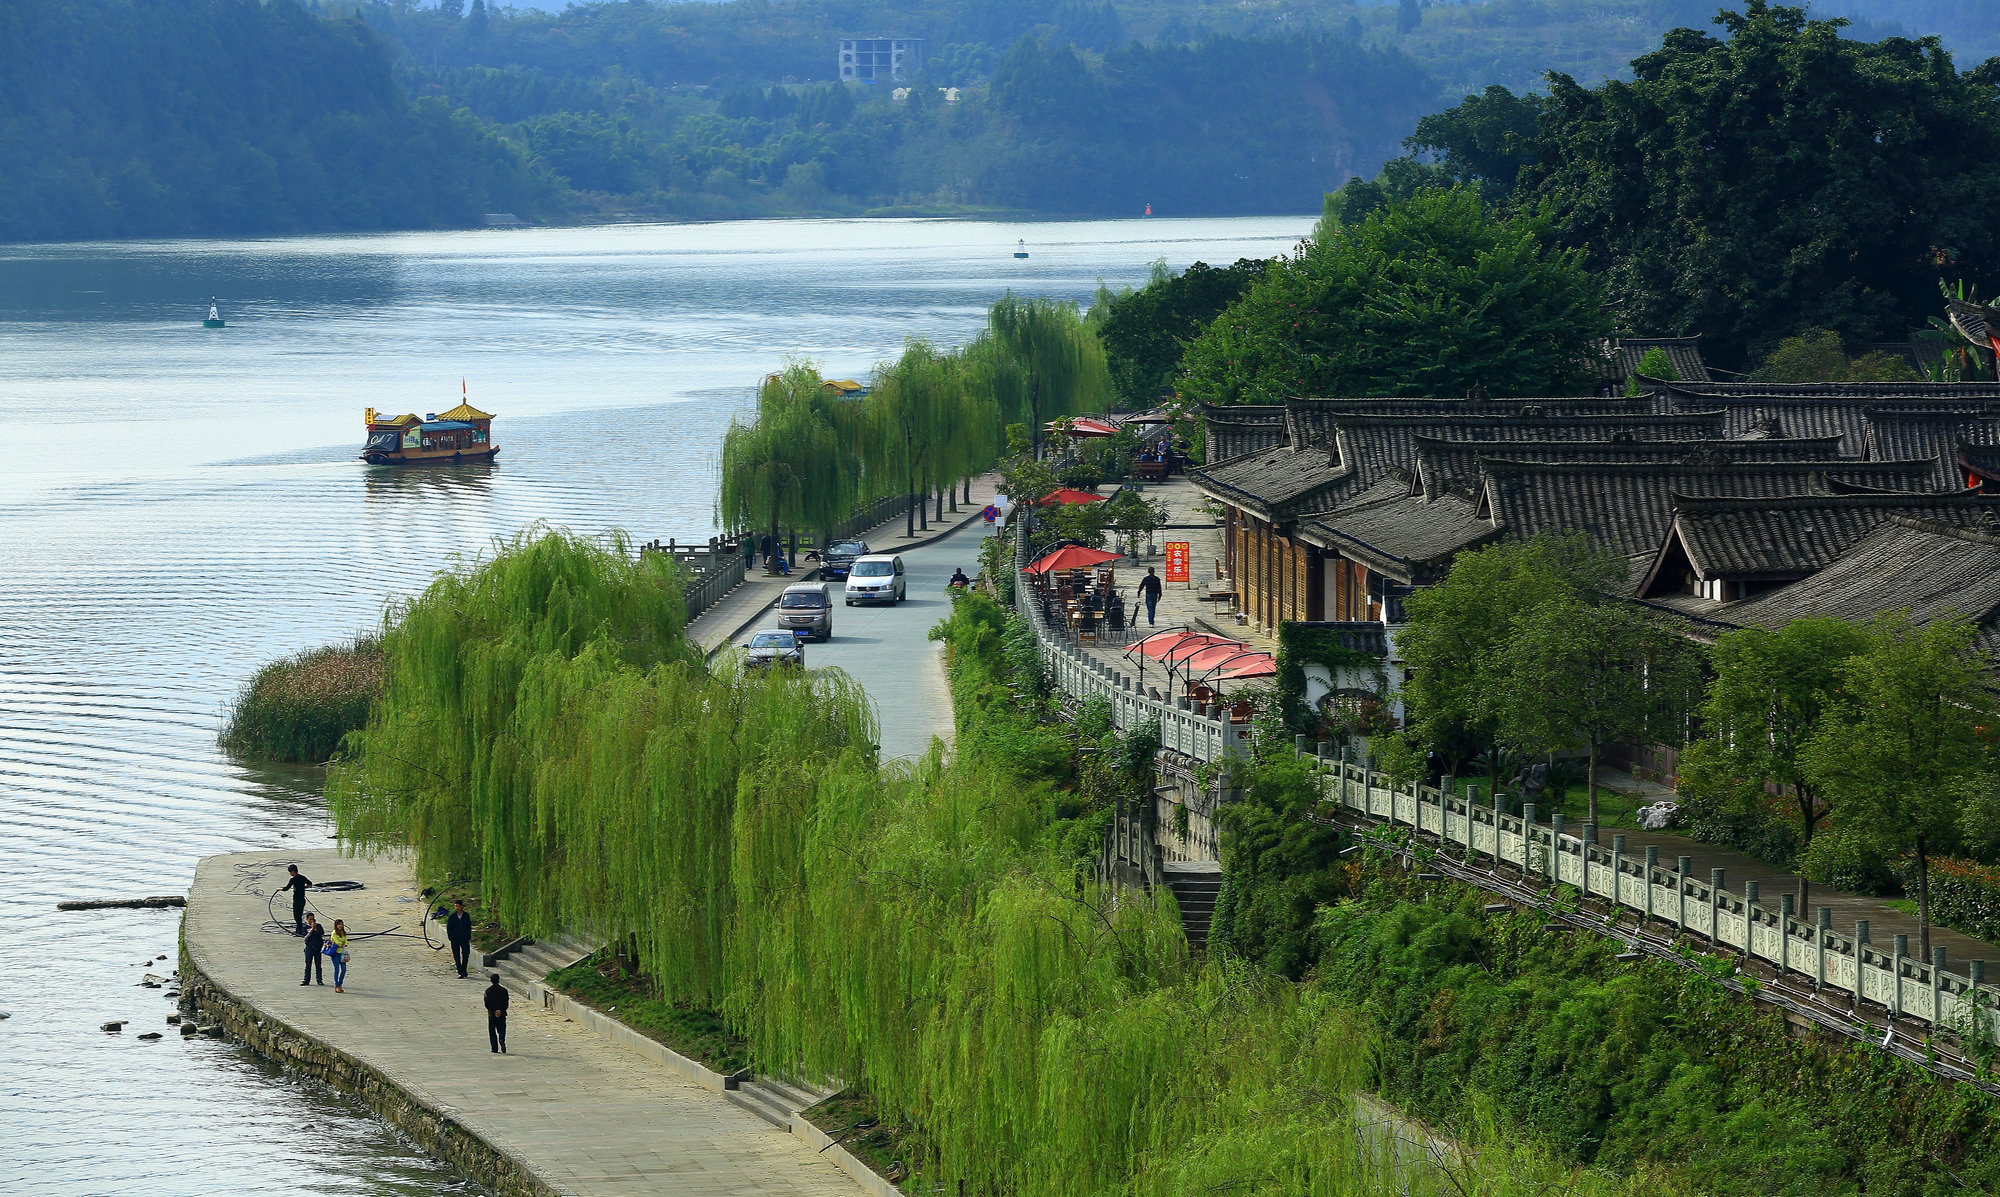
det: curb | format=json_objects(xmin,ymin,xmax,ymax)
[{"xmin": 704, "ymin": 502, "xmax": 997, "ymax": 661}]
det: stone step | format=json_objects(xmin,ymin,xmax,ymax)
[{"xmin": 725, "ymin": 1084, "xmax": 793, "ymax": 1129}]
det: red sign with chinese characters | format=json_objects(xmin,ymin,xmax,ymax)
[{"xmin": 1164, "ymin": 541, "xmax": 1190, "ymax": 583}]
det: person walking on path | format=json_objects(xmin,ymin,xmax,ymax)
[
  {"xmin": 445, "ymin": 899, "xmax": 473, "ymax": 978},
  {"xmin": 742, "ymin": 534, "xmax": 756, "ymax": 571},
  {"xmin": 1138, "ymin": 567, "xmax": 1163, "ymax": 626},
  {"xmin": 329, "ymin": 919, "xmax": 350, "ymax": 992},
  {"xmin": 301, "ymin": 913, "xmax": 324, "ymax": 986},
  {"xmin": 759, "ymin": 532, "xmax": 776, "ymax": 573},
  {"xmin": 484, "ymin": 974, "xmax": 509, "ymax": 1054},
  {"xmin": 281, "ymin": 864, "xmax": 312, "ymax": 934}
]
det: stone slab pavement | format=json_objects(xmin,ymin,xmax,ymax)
[
  {"xmin": 185, "ymin": 850, "xmax": 864, "ymax": 1197},
  {"xmin": 686, "ymin": 474, "xmax": 1005, "ymax": 657}
]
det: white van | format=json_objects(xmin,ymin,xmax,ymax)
[{"xmin": 843, "ymin": 554, "xmax": 905, "ymax": 605}]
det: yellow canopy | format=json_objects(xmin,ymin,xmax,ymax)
[
  {"xmin": 822, "ymin": 379, "xmax": 865, "ymax": 397},
  {"xmin": 372, "ymin": 412, "xmax": 422, "ymax": 427},
  {"xmin": 436, "ymin": 402, "xmax": 495, "ymax": 421}
]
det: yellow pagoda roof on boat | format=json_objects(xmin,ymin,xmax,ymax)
[
  {"xmin": 436, "ymin": 402, "xmax": 495, "ymax": 421},
  {"xmin": 376, "ymin": 412, "xmax": 422, "ymax": 426},
  {"xmin": 822, "ymin": 379, "xmax": 865, "ymax": 397}
]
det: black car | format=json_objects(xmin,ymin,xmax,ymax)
[{"xmin": 822, "ymin": 539, "xmax": 869, "ymax": 579}]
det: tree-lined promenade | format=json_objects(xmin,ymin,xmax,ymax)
[{"xmin": 717, "ymin": 293, "xmax": 1108, "ymax": 547}]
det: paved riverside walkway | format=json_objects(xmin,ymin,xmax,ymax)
[
  {"xmin": 184, "ymin": 850, "xmax": 863, "ymax": 1197},
  {"xmin": 686, "ymin": 474, "xmax": 1003, "ymax": 656}
]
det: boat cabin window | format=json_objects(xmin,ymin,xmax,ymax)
[
  {"xmin": 851, "ymin": 560, "xmax": 894, "ymax": 577},
  {"xmin": 780, "ymin": 591, "xmax": 827, "ymax": 609}
]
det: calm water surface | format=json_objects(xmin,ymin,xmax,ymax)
[{"xmin": 0, "ymin": 216, "xmax": 1309, "ymax": 1193}]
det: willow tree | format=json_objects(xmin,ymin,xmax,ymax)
[
  {"xmin": 983, "ymin": 293, "xmax": 1111, "ymax": 458},
  {"xmin": 718, "ymin": 362, "xmax": 860, "ymax": 555},
  {"xmin": 863, "ymin": 342, "xmax": 953, "ymax": 536}
]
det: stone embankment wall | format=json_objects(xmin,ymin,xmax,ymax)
[{"xmin": 178, "ymin": 944, "xmax": 558, "ymax": 1197}]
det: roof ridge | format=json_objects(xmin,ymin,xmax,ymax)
[
  {"xmin": 1883, "ymin": 513, "xmax": 2000, "ymax": 545},
  {"xmin": 1477, "ymin": 456, "xmax": 1932, "ymax": 474}
]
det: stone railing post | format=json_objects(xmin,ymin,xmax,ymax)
[
  {"xmin": 1550, "ymin": 812, "xmax": 1566, "ymax": 886},
  {"xmin": 1677, "ymin": 856, "xmax": 1693, "ymax": 931},
  {"xmin": 1710, "ymin": 868, "xmax": 1725, "ymax": 947},
  {"xmin": 1521, "ymin": 802, "xmax": 1536, "ymax": 874},
  {"xmin": 1933, "ymin": 947, "xmax": 1948, "ymax": 1025},
  {"xmin": 1892, "ymin": 934, "xmax": 1908, "ymax": 1019},
  {"xmin": 1815, "ymin": 907, "xmax": 1832, "ymax": 990},
  {"xmin": 1611, "ymin": 834, "xmax": 1627, "ymax": 912},
  {"xmin": 1779, "ymin": 892, "xmax": 1795, "ymax": 976},
  {"xmin": 1744, "ymin": 881, "xmax": 1760, "ymax": 959},
  {"xmin": 1643, "ymin": 845, "xmax": 1658, "ymax": 922}
]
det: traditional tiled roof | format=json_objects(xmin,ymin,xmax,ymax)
[
  {"xmin": 1726, "ymin": 516, "xmax": 2000, "ymax": 633},
  {"xmin": 1598, "ymin": 335, "xmax": 1711, "ymax": 383},
  {"xmin": 1297, "ymin": 490, "xmax": 1502, "ymax": 583},
  {"xmin": 1200, "ymin": 405, "xmax": 1289, "ymax": 462},
  {"xmin": 1862, "ymin": 408, "xmax": 2000, "ymax": 490},
  {"xmin": 1193, "ymin": 410, "xmax": 1731, "ymax": 519},
  {"xmin": 1284, "ymin": 395, "xmax": 1661, "ymax": 447},
  {"xmin": 1193, "ymin": 446, "xmax": 1351, "ymax": 519},
  {"xmin": 435, "ymin": 402, "xmax": 494, "ymax": 422},
  {"xmin": 1635, "ymin": 490, "xmax": 2000, "ymax": 596},
  {"xmin": 1411, "ymin": 434, "xmax": 1845, "ymax": 500},
  {"xmin": 1652, "ymin": 381, "xmax": 2000, "ymax": 455},
  {"xmin": 1958, "ymin": 440, "xmax": 2000, "ymax": 486},
  {"xmin": 1477, "ymin": 457, "xmax": 1939, "ymax": 556}
]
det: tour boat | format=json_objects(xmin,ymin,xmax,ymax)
[
  {"xmin": 361, "ymin": 386, "xmax": 499, "ymax": 465},
  {"xmin": 202, "ymin": 298, "xmax": 225, "ymax": 329},
  {"xmin": 1013, "ymin": 239, "xmax": 1029, "ymax": 259}
]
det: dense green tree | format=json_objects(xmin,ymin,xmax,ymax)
[
  {"xmin": 1675, "ymin": 618, "xmax": 1869, "ymax": 902},
  {"xmin": 1180, "ymin": 188, "xmax": 1610, "ymax": 404},
  {"xmin": 1209, "ymin": 747, "xmax": 1346, "ymax": 979},
  {"xmin": 981, "ymin": 294, "xmax": 1111, "ymax": 456},
  {"xmin": 1517, "ymin": 0, "xmax": 2000, "ymax": 364},
  {"xmin": 1802, "ymin": 612, "xmax": 1997, "ymax": 959},
  {"xmin": 1403, "ymin": 84, "xmax": 1543, "ymax": 199},
  {"xmin": 1493, "ymin": 596, "xmax": 1694, "ymax": 826},
  {"xmin": 1750, "ymin": 329, "xmax": 1923, "ymax": 381},
  {"xmin": 0, "ymin": 0, "xmax": 553, "ymax": 241},
  {"xmin": 1397, "ymin": 535, "xmax": 1627, "ymax": 790},
  {"xmin": 1093, "ymin": 259, "xmax": 1269, "ymax": 407},
  {"xmin": 862, "ymin": 343, "xmax": 954, "ymax": 537}
]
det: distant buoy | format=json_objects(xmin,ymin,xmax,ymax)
[
  {"xmin": 1013, "ymin": 238, "xmax": 1029, "ymax": 259},
  {"xmin": 1144, "ymin": 203, "xmax": 1152, "ymax": 216},
  {"xmin": 202, "ymin": 296, "xmax": 225, "ymax": 329}
]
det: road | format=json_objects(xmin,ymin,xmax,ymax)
[{"xmin": 735, "ymin": 516, "xmax": 1000, "ymax": 761}]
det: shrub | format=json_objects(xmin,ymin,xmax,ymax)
[
  {"xmin": 1909, "ymin": 857, "xmax": 2000, "ymax": 946},
  {"xmin": 220, "ymin": 636, "xmax": 384, "ymax": 763},
  {"xmin": 1799, "ymin": 826, "xmax": 1902, "ymax": 897}
]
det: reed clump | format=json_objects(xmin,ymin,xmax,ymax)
[{"xmin": 220, "ymin": 636, "xmax": 386, "ymax": 763}]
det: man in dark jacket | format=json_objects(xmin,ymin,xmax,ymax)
[
  {"xmin": 281, "ymin": 864, "xmax": 312, "ymax": 934},
  {"xmin": 445, "ymin": 899, "xmax": 473, "ymax": 978},
  {"xmin": 484, "ymin": 974, "xmax": 509, "ymax": 1053},
  {"xmin": 1138, "ymin": 567, "xmax": 1163, "ymax": 626},
  {"xmin": 301, "ymin": 914, "xmax": 324, "ymax": 986}
]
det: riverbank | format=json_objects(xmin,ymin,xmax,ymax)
[{"xmin": 180, "ymin": 850, "xmax": 865, "ymax": 1197}]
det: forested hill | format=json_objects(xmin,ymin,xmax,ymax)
[{"xmin": 0, "ymin": 0, "xmax": 552, "ymax": 243}]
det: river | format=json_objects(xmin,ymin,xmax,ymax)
[{"xmin": 0, "ymin": 216, "xmax": 1309, "ymax": 1194}]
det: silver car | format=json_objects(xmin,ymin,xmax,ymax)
[
  {"xmin": 844, "ymin": 555, "xmax": 905, "ymax": 605},
  {"xmin": 775, "ymin": 581, "xmax": 834, "ymax": 641},
  {"xmin": 743, "ymin": 630, "xmax": 805, "ymax": 671}
]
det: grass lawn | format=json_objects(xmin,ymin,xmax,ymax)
[
  {"xmin": 545, "ymin": 949, "xmax": 750, "ymax": 1074},
  {"xmin": 801, "ymin": 1088, "xmax": 927, "ymax": 1191}
]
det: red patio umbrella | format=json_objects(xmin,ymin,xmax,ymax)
[
  {"xmin": 1026, "ymin": 544, "xmax": 1121, "ymax": 574},
  {"xmin": 1173, "ymin": 642, "xmax": 1253, "ymax": 675},
  {"xmin": 1038, "ymin": 487, "xmax": 1107, "ymax": 506}
]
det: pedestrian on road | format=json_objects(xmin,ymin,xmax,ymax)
[
  {"xmin": 301, "ymin": 913, "xmax": 324, "ymax": 986},
  {"xmin": 949, "ymin": 567, "xmax": 970, "ymax": 590},
  {"xmin": 1138, "ymin": 567, "xmax": 1163, "ymax": 626},
  {"xmin": 742, "ymin": 535, "xmax": 755, "ymax": 570},
  {"xmin": 281, "ymin": 864, "xmax": 312, "ymax": 934},
  {"xmin": 484, "ymin": 974, "xmax": 509, "ymax": 1054},
  {"xmin": 446, "ymin": 899, "xmax": 473, "ymax": 978},
  {"xmin": 330, "ymin": 919, "xmax": 350, "ymax": 992}
]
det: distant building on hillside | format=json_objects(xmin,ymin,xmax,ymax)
[{"xmin": 839, "ymin": 36, "xmax": 925, "ymax": 83}]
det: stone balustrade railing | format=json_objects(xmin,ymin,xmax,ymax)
[
  {"xmin": 1308, "ymin": 741, "xmax": 2000, "ymax": 1044},
  {"xmin": 1012, "ymin": 534, "xmax": 1250, "ymax": 763}
]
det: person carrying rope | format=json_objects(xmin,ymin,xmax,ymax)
[
  {"xmin": 446, "ymin": 899, "xmax": 473, "ymax": 978},
  {"xmin": 281, "ymin": 864, "xmax": 312, "ymax": 934}
]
